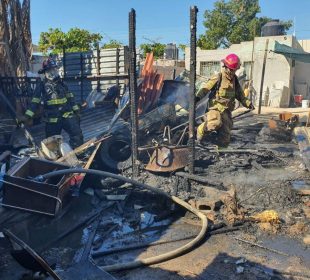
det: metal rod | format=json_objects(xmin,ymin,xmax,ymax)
[
  {"xmin": 62, "ymin": 46, "xmax": 66, "ymax": 79},
  {"xmin": 232, "ymin": 108, "xmax": 253, "ymax": 119},
  {"xmin": 80, "ymin": 53, "xmax": 84, "ymax": 102},
  {"xmin": 172, "ymin": 68, "xmax": 176, "ymax": 80},
  {"xmin": 176, "ymin": 171, "xmax": 221, "ymax": 186},
  {"xmin": 2, "ymin": 229, "xmax": 62, "ymax": 280},
  {"xmin": 234, "ymin": 237, "xmax": 289, "ymax": 256},
  {"xmin": 96, "ymin": 44, "xmax": 101, "ymax": 91},
  {"xmin": 188, "ymin": 6, "xmax": 198, "ymax": 174},
  {"xmin": 63, "ymin": 74, "xmax": 128, "ymax": 81},
  {"xmin": 92, "ymin": 226, "xmax": 241, "ymax": 259},
  {"xmin": 250, "ymin": 23, "xmax": 256, "ymax": 82},
  {"xmin": 249, "ymin": 25, "xmax": 256, "ymax": 103},
  {"xmin": 258, "ymin": 39, "xmax": 269, "ymax": 115},
  {"xmin": 116, "ymin": 47, "xmax": 120, "ymax": 88},
  {"xmin": 129, "ymin": 9, "xmax": 139, "ymax": 177}
]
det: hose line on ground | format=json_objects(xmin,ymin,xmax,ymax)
[{"xmin": 38, "ymin": 168, "xmax": 208, "ymax": 272}]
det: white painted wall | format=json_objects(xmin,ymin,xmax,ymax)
[
  {"xmin": 185, "ymin": 35, "xmax": 297, "ymax": 107},
  {"xmin": 294, "ymin": 40, "xmax": 310, "ymax": 99},
  {"xmin": 252, "ymin": 36, "xmax": 293, "ymax": 103}
]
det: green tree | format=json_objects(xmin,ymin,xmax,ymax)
[
  {"xmin": 39, "ymin": 28, "xmax": 102, "ymax": 54},
  {"xmin": 140, "ymin": 43, "xmax": 166, "ymax": 59},
  {"xmin": 198, "ymin": 0, "xmax": 292, "ymax": 50},
  {"xmin": 178, "ymin": 44, "xmax": 187, "ymax": 52},
  {"xmin": 102, "ymin": 39, "xmax": 123, "ymax": 49}
]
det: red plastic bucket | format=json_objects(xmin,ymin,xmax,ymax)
[{"xmin": 294, "ymin": 95, "xmax": 303, "ymax": 105}]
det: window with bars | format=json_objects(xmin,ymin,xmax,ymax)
[
  {"xmin": 200, "ymin": 61, "xmax": 221, "ymax": 77},
  {"xmin": 243, "ymin": 61, "xmax": 252, "ymax": 79}
]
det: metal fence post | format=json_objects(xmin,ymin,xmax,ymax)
[
  {"xmin": 258, "ymin": 39, "xmax": 269, "ymax": 115},
  {"xmin": 129, "ymin": 8, "xmax": 139, "ymax": 177},
  {"xmin": 80, "ymin": 53, "xmax": 84, "ymax": 103},
  {"xmin": 188, "ymin": 6, "xmax": 198, "ymax": 174},
  {"xmin": 62, "ymin": 46, "xmax": 66, "ymax": 80},
  {"xmin": 96, "ymin": 44, "xmax": 100, "ymax": 91}
]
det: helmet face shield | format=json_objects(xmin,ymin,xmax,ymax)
[
  {"xmin": 38, "ymin": 57, "xmax": 58, "ymax": 75},
  {"xmin": 45, "ymin": 67, "xmax": 59, "ymax": 81}
]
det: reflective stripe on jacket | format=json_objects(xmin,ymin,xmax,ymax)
[
  {"xmin": 26, "ymin": 78, "xmax": 79, "ymax": 123},
  {"xmin": 196, "ymin": 69, "xmax": 251, "ymax": 113}
]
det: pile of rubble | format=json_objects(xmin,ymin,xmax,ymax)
[{"xmin": 0, "ymin": 57, "xmax": 310, "ymax": 279}]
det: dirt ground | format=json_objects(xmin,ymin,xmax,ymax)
[{"xmin": 0, "ymin": 107, "xmax": 310, "ymax": 280}]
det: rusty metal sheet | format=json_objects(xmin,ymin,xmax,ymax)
[
  {"xmin": 138, "ymin": 52, "xmax": 164, "ymax": 115},
  {"xmin": 145, "ymin": 146, "xmax": 190, "ymax": 172}
]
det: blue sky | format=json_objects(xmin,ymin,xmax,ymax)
[{"xmin": 31, "ymin": 0, "xmax": 310, "ymax": 46}]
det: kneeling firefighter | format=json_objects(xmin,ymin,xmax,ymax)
[
  {"xmin": 196, "ymin": 53, "xmax": 255, "ymax": 147},
  {"xmin": 23, "ymin": 57, "xmax": 84, "ymax": 148}
]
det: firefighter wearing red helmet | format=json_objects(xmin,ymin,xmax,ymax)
[
  {"xmin": 23, "ymin": 56, "xmax": 84, "ymax": 148},
  {"xmin": 196, "ymin": 53, "xmax": 255, "ymax": 147}
]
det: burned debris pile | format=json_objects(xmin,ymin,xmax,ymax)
[
  {"xmin": 1, "ymin": 8, "xmax": 310, "ymax": 280},
  {"xmin": 1, "ymin": 54, "xmax": 310, "ymax": 279}
]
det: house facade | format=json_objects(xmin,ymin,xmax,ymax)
[{"xmin": 185, "ymin": 35, "xmax": 310, "ymax": 107}]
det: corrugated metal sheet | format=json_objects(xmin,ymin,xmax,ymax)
[
  {"xmin": 56, "ymin": 48, "xmax": 133, "ymax": 103},
  {"xmin": 26, "ymin": 104, "xmax": 130, "ymax": 144}
]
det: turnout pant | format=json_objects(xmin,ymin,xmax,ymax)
[
  {"xmin": 45, "ymin": 116, "xmax": 84, "ymax": 148},
  {"xmin": 197, "ymin": 109, "xmax": 233, "ymax": 147}
]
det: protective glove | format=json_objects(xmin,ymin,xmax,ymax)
[
  {"xmin": 248, "ymin": 102, "xmax": 255, "ymax": 110},
  {"xmin": 17, "ymin": 115, "xmax": 30, "ymax": 125}
]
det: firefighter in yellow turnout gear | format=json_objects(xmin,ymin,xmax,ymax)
[{"xmin": 196, "ymin": 54, "xmax": 254, "ymax": 147}]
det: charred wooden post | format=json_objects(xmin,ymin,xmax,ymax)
[
  {"xmin": 188, "ymin": 6, "xmax": 198, "ymax": 174},
  {"xmin": 129, "ymin": 9, "xmax": 139, "ymax": 177}
]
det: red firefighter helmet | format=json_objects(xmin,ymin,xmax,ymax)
[{"xmin": 222, "ymin": 53, "xmax": 240, "ymax": 70}]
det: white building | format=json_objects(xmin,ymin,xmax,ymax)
[{"xmin": 185, "ymin": 35, "xmax": 310, "ymax": 107}]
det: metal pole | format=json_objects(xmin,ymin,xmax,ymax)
[
  {"xmin": 62, "ymin": 46, "xmax": 66, "ymax": 80},
  {"xmin": 258, "ymin": 39, "xmax": 269, "ymax": 115},
  {"xmin": 116, "ymin": 47, "xmax": 120, "ymax": 88},
  {"xmin": 96, "ymin": 44, "xmax": 100, "ymax": 91},
  {"xmin": 129, "ymin": 9, "xmax": 139, "ymax": 177},
  {"xmin": 249, "ymin": 23, "xmax": 256, "ymax": 82},
  {"xmin": 172, "ymin": 68, "xmax": 176, "ymax": 80},
  {"xmin": 249, "ymin": 23, "xmax": 256, "ymax": 103},
  {"xmin": 188, "ymin": 6, "xmax": 198, "ymax": 174},
  {"xmin": 80, "ymin": 53, "xmax": 84, "ymax": 102}
]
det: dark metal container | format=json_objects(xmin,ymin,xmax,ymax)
[
  {"xmin": 261, "ymin": 20, "xmax": 285, "ymax": 37},
  {"xmin": 2, "ymin": 157, "xmax": 71, "ymax": 216}
]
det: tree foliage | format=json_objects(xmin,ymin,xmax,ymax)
[
  {"xmin": 198, "ymin": 0, "xmax": 292, "ymax": 50},
  {"xmin": 178, "ymin": 44, "xmax": 187, "ymax": 52},
  {"xmin": 102, "ymin": 39, "xmax": 123, "ymax": 49},
  {"xmin": 140, "ymin": 43, "xmax": 166, "ymax": 59},
  {"xmin": 39, "ymin": 28, "xmax": 102, "ymax": 54}
]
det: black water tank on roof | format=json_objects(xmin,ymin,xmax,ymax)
[
  {"xmin": 261, "ymin": 20, "xmax": 285, "ymax": 37},
  {"xmin": 164, "ymin": 43, "xmax": 179, "ymax": 60}
]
